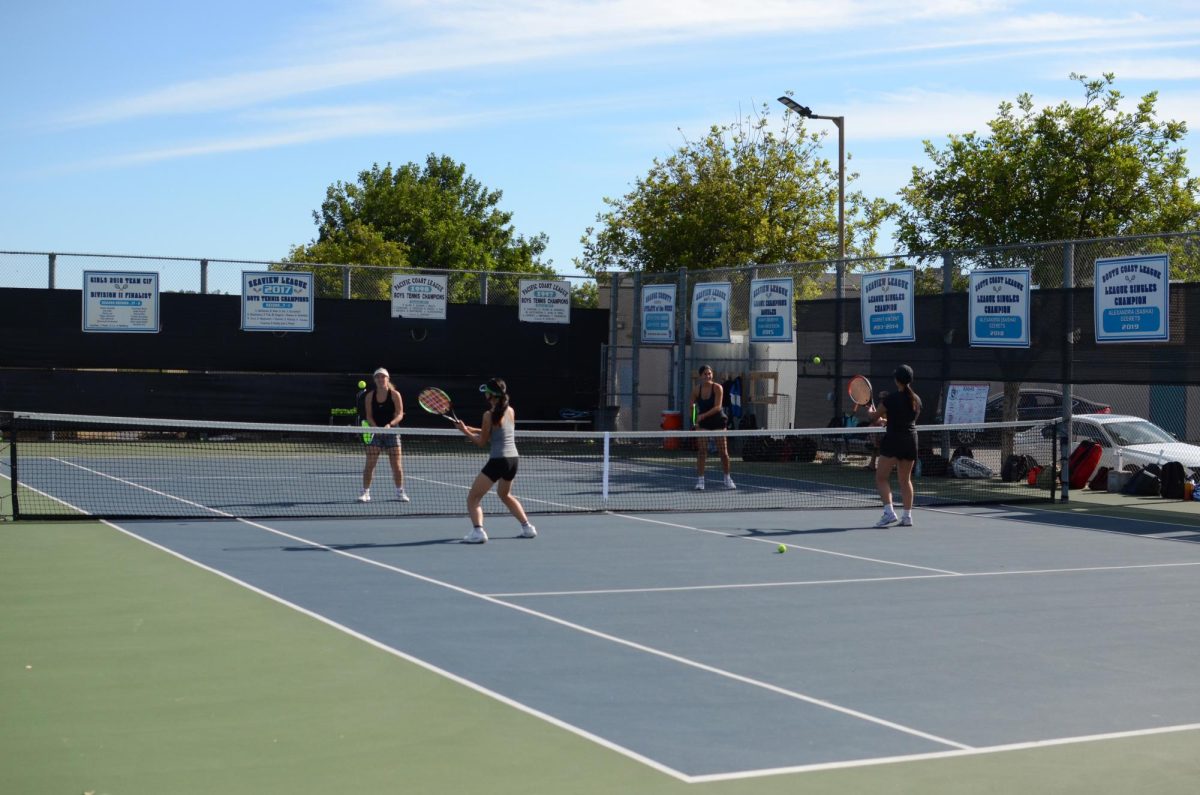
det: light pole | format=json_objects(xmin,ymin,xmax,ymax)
[{"xmin": 778, "ymin": 96, "xmax": 846, "ymax": 420}]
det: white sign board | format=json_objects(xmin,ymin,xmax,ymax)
[
  {"xmin": 1094, "ymin": 254, "xmax": 1170, "ymax": 343},
  {"xmin": 391, "ymin": 274, "xmax": 448, "ymax": 320},
  {"xmin": 82, "ymin": 271, "xmax": 160, "ymax": 333},
  {"xmin": 691, "ymin": 281, "xmax": 731, "ymax": 343},
  {"xmin": 640, "ymin": 283, "xmax": 676, "ymax": 344},
  {"xmin": 969, "ymin": 269, "xmax": 1030, "ymax": 348},
  {"xmin": 518, "ymin": 279, "xmax": 571, "ymax": 324},
  {"xmin": 943, "ymin": 382, "xmax": 990, "ymax": 425},
  {"xmin": 749, "ymin": 277, "xmax": 794, "ymax": 342},
  {"xmin": 241, "ymin": 271, "xmax": 314, "ymax": 331},
  {"xmin": 860, "ymin": 268, "xmax": 915, "ymax": 343}
]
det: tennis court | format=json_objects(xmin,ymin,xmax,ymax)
[{"xmin": 6, "ymin": 451, "xmax": 1200, "ymax": 794}]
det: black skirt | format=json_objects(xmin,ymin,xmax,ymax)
[{"xmin": 879, "ymin": 430, "xmax": 918, "ymax": 461}]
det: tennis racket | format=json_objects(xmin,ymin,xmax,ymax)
[
  {"xmin": 417, "ymin": 387, "xmax": 461, "ymax": 424},
  {"xmin": 361, "ymin": 419, "xmax": 373, "ymax": 444},
  {"xmin": 847, "ymin": 375, "xmax": 874, "ymax": 410}
]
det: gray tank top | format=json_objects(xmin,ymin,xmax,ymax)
[{"xmin": 489, "ymin": 412, "xmax": 519, "ymax": 458}]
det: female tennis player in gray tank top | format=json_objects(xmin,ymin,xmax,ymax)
[{"xmin": 454, "ymin": 378, "xmax": 537, "ymax": 544}]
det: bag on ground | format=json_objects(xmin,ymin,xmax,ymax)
[
  {"xmin": 1161, "ymin": 461, "xmax": 1187, "ymax": 500},
  {"xmin": 1067, "ymin": 440, "xmax": 1103, "ymax": 490},
  {"xmin": 952, "ymin": 456, "xmax": 994, "ymax": 479}
]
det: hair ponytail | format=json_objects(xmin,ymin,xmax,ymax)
[{"xmin": 487, "ymin": 378, "xmax": 510, "ymax": 425}]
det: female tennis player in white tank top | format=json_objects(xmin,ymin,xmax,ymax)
[{"xmin": 454, "ymin": 378, "xmax": 537, "ymax": 544}]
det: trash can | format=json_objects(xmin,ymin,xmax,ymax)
[{"xmin": 661, "ymin": 410, "xmax": 683, "ymax": 450}]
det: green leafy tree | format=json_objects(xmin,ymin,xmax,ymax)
[
  {"xmin": 896, "ymin": 73, "xmax": 1199, "ymax": 267},
  {"xmin": 284, "ymin": 154, "xmax": 557, "ymax": 301},
  {"xmin": 577, "ymin": 101, "xmax": 893, "ymax": 297},
  {"xmin": 896, "ymin": 73, "xmax": 1200, "ymax": 427}
]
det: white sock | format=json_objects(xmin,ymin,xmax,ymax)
[{"xmin": 902, "ymin": 509, "xmax": 911, "ymax": 518}]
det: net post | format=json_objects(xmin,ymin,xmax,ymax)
[
  {"xmin": 1050, "ymin": 424, "xmax": 1058, "ymax": 502},
  {"xmin": 5, "ymin": 412, "xmax": 19, "ymax": 520},
  {"xmin": 601, "ymin": 432, "xmax": 611, "ymax": 501}
]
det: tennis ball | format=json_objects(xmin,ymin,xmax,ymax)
[
  {"xmin": 812, "ymin": 356, "xmax": 822, "ymax": 365},
  {"xmin": 777, "ymin": 544, "xmax": 787, "ymax": 554},
  {"xmin": 357, "ymin": 380, "xmax": 367, "ymax": 389}
]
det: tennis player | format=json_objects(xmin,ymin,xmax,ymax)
[
  {"xmin": 690, "ymin": 365, "xmax": 735, "ymax": 490},
  {"xmin": 359, "ymin": 367, "xmax": 409, "ymax": 503},
  {"xmin": 869, "ymin": 365, "xmax": 921, "ymax": 527},
  {"xmin": 455, "ymin": 378, "xmax": 537, "ymax": 544}
]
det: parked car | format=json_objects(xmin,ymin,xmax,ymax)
[
  {"xmin": 937, "ymin": 389, "xmax": 1111, "ymax": 445},
  {"xmin": 1013, "ymin": 413, "xmax": 1200, "ymax": 472}
]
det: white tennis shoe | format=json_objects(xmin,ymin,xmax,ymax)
[
  {"xmin": 899, "ymin": 515, "xmax": 913, "ymax": 527},
  {"xmin": 395, "ymin": 487, "xmax": 410, "ymax": 503},
  {"xmin": 520, "ymin": 523, "xmax": 538, "ymax": 539},
  {"xmin": 874, "ymin": 508, "xmax": 898, "ymax": 528},
  {"xmin": 357, "ymin": 489, "xmax": 371, "ymax": 503},
  {"xmin": 695, "ymin": 477, "xmax": 705, "ymax": 491},
  {"xmin": 463, "ymin": 527, "xmax": 488, "ymax": 544},
  {"xmin": 723, "ymin": 474, "xmax": 736, "ymax": 489}
]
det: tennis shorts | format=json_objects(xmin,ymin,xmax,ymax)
[
  {"xmin": 698, "ymin": 413, "xmax": 727, "ymax": 431},
  {"xmin": 482, "ymin": 456, "xmax": 519, "ymax": 482},
  {"xmin": 879, "ymin": 431, "xmax": 918, "ymax": 461},
  {"xmin": 368, "ymin": 433, "xmax": 401, "ymax": 449}
]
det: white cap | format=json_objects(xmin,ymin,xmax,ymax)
[{"xmin": 373, "ymin": 367, "xmax": 389, "ymax": 377}]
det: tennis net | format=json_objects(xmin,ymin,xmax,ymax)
[{"xmin": 1, "ymin": 411, "xmax": 1057, "ymax": 520}]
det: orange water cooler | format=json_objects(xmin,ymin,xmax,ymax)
[{"xmin": 660, "ymin": 410, "xmax": 682, "ymax": 449}]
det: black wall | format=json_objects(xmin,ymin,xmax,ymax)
[{"xmin": 0, "ymin": 288, "xmax": 607, "ymax": 424}]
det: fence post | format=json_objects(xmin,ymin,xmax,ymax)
[
  {"xmin": 479, "ymin": 272, "xmax": 488, "ymax": 305},
  {"xmin": 341, "ymin": 266, "xmax": 352, "ymax": 299},
  {"xmin": 940, "ymin": 251, "xmax": 956, "ymax": 458},
  {"xmin": 200, "ymin": 259, "xmax": 208, "ymax": 295},
  {"xmin": 48, "ymin": 253, "xmax": 56, "ymax": 289},
  {"xmin": 607, "ymin": 272, "xmax": 620, "ymax": 413},
  {"xmin": 631, "ymin": 271, "xmax": 642, "ymax": 431},
  {"xmin": 675, "ymin": 267, "xmax": 688, "ymax": 417},
  {"xmin": 1061, "ymin": 241, "xmax": 1075, "ymax": 502}
]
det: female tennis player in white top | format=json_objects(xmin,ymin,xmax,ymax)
[{"xmin": 454, "ymin": 378, "xmax": 537, "ymax": 544}]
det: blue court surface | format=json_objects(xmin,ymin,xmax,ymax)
[{"xmin": 100, "ymin": 503, "xmax": 1200, "ymax": 783}]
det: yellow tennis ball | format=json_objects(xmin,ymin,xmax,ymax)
[
  {"xmin": 357, "ymin": 380, "xmax": 367, "ymax": 389},
  {"xmin": 777, "ymin": 544, "xmax": 787, "ymax": 554},
  {"xmin": 812, "ymin": 356, "xmax": 822, "ymax": 365}
]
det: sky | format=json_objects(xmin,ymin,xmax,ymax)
[{"xmin": 3, "ymin": 0, "xmax": 1199, "ymax": 284}]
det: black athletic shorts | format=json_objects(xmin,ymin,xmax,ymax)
[
  {"xmin": 698, "ymin": 412, "xmax": 727, "ymax": 431},
  {"xmin": 481, "ymin": 456, "xmax": 519, "ymax": 482},
  {"xmin": 879, "ymin": 431, "xmax": 918, "ymax": 461}
]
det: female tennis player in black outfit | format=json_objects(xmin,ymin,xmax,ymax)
[
  {"xmin": 870, "ymin": 365, "xmax": 921, "ymax": 527},
  {"xmin": 690, "ymin": 365, "xmax": 735, "ymax": 490}
]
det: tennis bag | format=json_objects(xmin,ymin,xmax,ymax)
[
  {"xmin": 951, "ymin": 446, "xmax": 974, "ymax": 462},
  {"xmin": 1161, "ymin": 461, "xmax": 1187, "ymax": 500},
  {"xmin": 1001, "ymin": 454, "xmax": 1038, "ymax": 483},
  {"xmin": 1088, "ymin": 466, "xmax": 1111, "ymax": 491},
  {"xmin": 951, "ymin": 456, "xmax": 994, "ymax": 479},
  {"xmin": 1121, "ymin": 464, "xmax": 1162, "ymax": 497},
  {"xmin": 1067, "ymin": 440, "xmax": 1103, "ymax": 490}
]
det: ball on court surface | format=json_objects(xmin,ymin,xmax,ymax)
[
  {"xmin": 777, "ymin": 544, "xmax": 787, "ymax": 554},
  {"xmin": 357, "ymin": 380, "xmax": 367, "ymax": 389},
  {"xmin": 812, "ymin": 356, "xmax": 822, "ymax": 365}
]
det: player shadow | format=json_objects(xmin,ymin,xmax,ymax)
[
  {"xmin": 740, "ymin": 526, "xmax": 852, "ymax": 537},
  {"xmin": 281, "ymin": 538, "xmax": 461, "ymax": 551}
]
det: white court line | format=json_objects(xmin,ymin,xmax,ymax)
[
  {"xmin": 490, "ymin": 560, "xmax": 1200, "ymax": 598},
  {"xmin": 607, "ymin": 512, "xmax": 962, "ymax": 574}
]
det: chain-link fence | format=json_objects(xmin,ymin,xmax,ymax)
[
  {"xmin": 0, "ymin": 251, "xmax": 597, "ymax": 306},
  {"xmin": 601, "ymin": 232, "xmax": 1200, "ymax": 449}
]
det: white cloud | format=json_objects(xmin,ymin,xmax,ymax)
[{"xmin": 58, "ymin": 0, "xmax": 1007, "ymax": 127}]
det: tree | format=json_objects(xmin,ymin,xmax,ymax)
[
  {"xmin": 895, "ymin": 73, "xmax": 1200, "ymax": 430},
  {"xmin": 576, "ymin": 101, "xmax": 892, "ymax": 297},
  {"xmin": 895, "ymin": 73, "xmax": 1199, "ymax": 261},
  {"xmin": 284, "ymin": 154, "xmax": 557, "ymax": 302}
]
